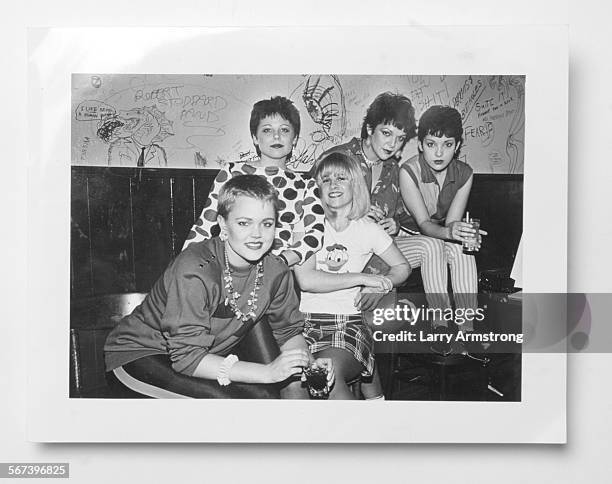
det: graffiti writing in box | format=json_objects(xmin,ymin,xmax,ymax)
[
  {"xmin": 134, "ymin": 85, "xmax": 229, "ymax": 112},
  {"xmin": 133, "ymin": 86, "xmax": 183, "ymax": 103},
  {"xmin": 405, "ymin": 75, "xmax": 432, "ymax": 90},
  {"xmin": 159, "ymin": 94, "xmax": 228, "ymax": 111},
  {"xmin": 452, "ymin": 76, "xmax": 476, "ymax": 109},
  {"xmin": 79, "ymin": 137, "xmax": 90, "ymax": 162},
  {"xmin": 476, "ymin": 96, "xmax": 515, "ymax": 120},
  {"xmin": 181, "ymin": 109, "xmax": 225, "ymax": 124},
  {"xmin": 177, "ymin": 95, "xmax": 229, "ymax": 124},
  {"xmin": 409, "ymin": 84, "xmax": 450, "ymax": 112},
  {"xmin": 452, "ymin": 76, "xmax": 485, "ymax": 120},
  {"xmin": 75, "ymin": 100, "xmax": 116, "ymax": 121},
  {"xmin": 464, "ymin": 122, "xmax": 495, "ymax": 146}
]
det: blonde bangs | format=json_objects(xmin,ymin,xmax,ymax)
[{"xmin": 315, "ymin": 152, "xmax": 370, "ymax": 220}]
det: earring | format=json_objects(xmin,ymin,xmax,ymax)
[{"xmin": 220, "ymin": 231, "xmax": 228, "ymax": 241}]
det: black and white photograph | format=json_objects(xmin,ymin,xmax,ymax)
[
  {"xmin": 27, "ymin": 25, "xmax": 566, "ymax": 443},
  {"xmin": 7, "ymin": 0, "xmax": 612, "ymax": 481},
  {"xmin": 69, "ymin": 74, "xmax": 524, "ymax": 402}
]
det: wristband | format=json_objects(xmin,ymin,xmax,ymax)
[
  {"xmin": 382, "ymin": 276, "xmax": 393, "ymax": 293},
  {"xmin": 216, "ymin": 354, "xmax": 239, "ymax": 386},
  {"xmin": 278, "ymin": 253, "xmax": 290, "ymax": 266}
]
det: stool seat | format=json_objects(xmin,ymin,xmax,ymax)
[{"xmin": 387, "ymin": 352, "xmax": 489, "ymax": 400}]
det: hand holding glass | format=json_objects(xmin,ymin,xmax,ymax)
[
  {"xmin": 462, "ymin": 217, "xmax": 480, "ymax": 254},
  {"xmin": 303, "ymin": 366, "xmax": 330, "ymax": 398}
]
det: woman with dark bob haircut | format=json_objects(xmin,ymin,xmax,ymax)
[
  {"xmin": 321, "ymin": 91, "xmax": 417, "ymax": 238},
  {"xmin": 183, "ymin": 96, "xmax": 324, "ymax": 269},
  {"xmin": 396, "ymin": 105, "xmax": 486, "ymax": 354}
]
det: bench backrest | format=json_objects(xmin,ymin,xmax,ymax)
[{"xmin": 70, "ymin": 293, "xmax": 147, "ymax": 397}]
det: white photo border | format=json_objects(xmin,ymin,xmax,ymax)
[{"xmin": 27, "ymin": 26, "xmax": 567, "ymax": 443}]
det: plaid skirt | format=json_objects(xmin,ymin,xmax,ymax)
[{"xmin": 303, "ymin": 313, "xmax": 375, "ymax": 377}]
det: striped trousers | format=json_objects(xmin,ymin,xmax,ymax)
[{"xmin": 395, "ymin": 234, "xmax": 478, "ymax": 328}]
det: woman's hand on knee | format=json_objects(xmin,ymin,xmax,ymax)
[
  {"xmin": 266, "ymin": 348, "xmax": 310, "ymax": 383},
  {"xmin": 355, "ymin": 288, "xmax": 385, "ymax": 312}
]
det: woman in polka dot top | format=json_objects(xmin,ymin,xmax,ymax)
[{"xmin": 182, "ymin": 96, "xmax": 325, "ymax": 266}]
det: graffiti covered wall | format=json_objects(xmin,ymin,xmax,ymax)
[{"xmin": 72, "ymin": 74, "xmax": 525, "ymax": 174}]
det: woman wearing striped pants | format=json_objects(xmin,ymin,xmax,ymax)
[{"xmin": 397, "ymin": 106, "xmax": 485, "ymax": 338}]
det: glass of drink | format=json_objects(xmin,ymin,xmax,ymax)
[
  {"xmin": 303, "ymin": 366, "xmax": 330, "ymax": 398},
  {"xmin": 462, "ymin": 217, "xmax": 480, "ymax": 255}
]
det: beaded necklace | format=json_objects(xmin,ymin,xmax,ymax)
[
  {"xmin": 360, "ymin": 140, "xmax": 382, "ymax": 167},
  {"xmin": 223, "ymin": 245, "xmax": 264, "ymax": 323}
]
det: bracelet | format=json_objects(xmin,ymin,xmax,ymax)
[
  {"xmin": 382, "ymin": 276, "xmax": 393, "ymax": 293},
  {"xmin": 216, "ymin": 354, "xmax": 239, "ymax": 386},
  {"xmin": 278, "ymin": 253, "xmax": 290, "ymax": 266}
]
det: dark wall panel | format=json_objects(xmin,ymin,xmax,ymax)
[
  {"xmin": 87, "ymin": 171, "xmax": 135, "ymax": 296},
  {"xmin": 131, "ymin": 174, "xmax": 173, "ymax": 291},
  {"xmin": 70, "ymin": 167, "xmax": 523, "ymax": 297},
  {"xmin": 172, "ymin": 175, "xmax": 197, "ymax": 252},
  {"xmin": 71, "ymin": 170, "xmax": 93, "ymax": 298},
  {"xmin": 467, "ymin": 175, "xmax": 523, "ymax": 273}
]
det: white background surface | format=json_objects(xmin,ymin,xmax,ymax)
[
  {"xmin": 2, "ymin": 0, "xmax": 611, "ymax": 482},
  {"xmin": 26, "ymin": 24, "xmax": 566, "ymax": 444}
]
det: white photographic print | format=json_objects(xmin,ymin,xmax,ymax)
[{"xmin": 28, "ymin": 26, "xmax": 566, "ymax": 443}]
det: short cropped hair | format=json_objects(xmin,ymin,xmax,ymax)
[
  {"xmin": 361, "ymin": 92, "xmax": 417, "ymax": 142},
  {"xmin": 417, "ymin": 105, "xmax": 464, "ymax": 145},
  {"xmin": 314, "ymin": 152, "xmax": 370, "ymax": 220},
  {"xmin": 249, "ymin": 96, "xmax": 301, "ymax": 139},
  {"xmin": 217, "ymin": 174, "xmax": 280, "ymax": 219}
]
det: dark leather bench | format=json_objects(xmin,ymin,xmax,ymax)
[
  {"xmin": 70, "ymin": 293, "xmax": 147, "ymax": 397},
  {"xmin": 70, "ymin": 293, "xmax": 281, "ymax": 398}
]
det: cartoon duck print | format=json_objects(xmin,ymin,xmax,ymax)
[{"xmin": 324, "ymin": 243, "xmax": 348, "ymax": 272}]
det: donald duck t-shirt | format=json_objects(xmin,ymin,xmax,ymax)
[{"xmin": 299, "ymin": 218, "xmax": 393, "ymax": 315}]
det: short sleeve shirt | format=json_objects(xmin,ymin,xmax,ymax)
[
  {"xmin": 299, "ymin": 218, "xmax": 393, "ymax": 315},
  {"xmin": 400, "ymin": 154, "xmax": 473, "ymax": 232}
]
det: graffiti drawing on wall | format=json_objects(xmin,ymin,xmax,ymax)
[
  {"xmin": 95, "ymin": 106, "xmax": 174, "ymax": 167},
  {"xmin": 288, "ymin": 75, "xmax": 348, "ymax": 170},
  {"xmin": 72, "ymin": 74, "xmax": 525, "ymax": 174},
  {"xmin": 489, "ymin": 75, "xmax": 525, "ymax": 174},
  {"xmin": 451, "ymin": 74, "xmax": 525, "ymax": 174}
]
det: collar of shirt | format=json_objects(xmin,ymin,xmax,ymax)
[{"xmin": 417, "ymin": 153, "xmax": 458, "ymax": 186}]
